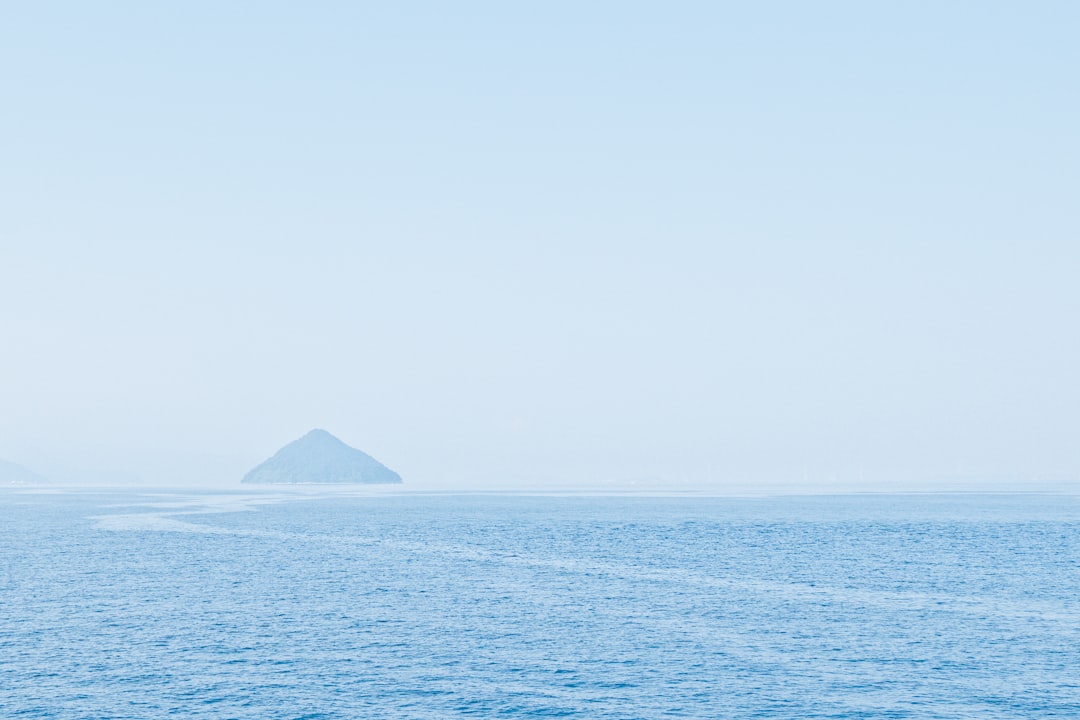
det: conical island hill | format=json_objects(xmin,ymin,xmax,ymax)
[{"xmin": 242, "ymin": 429, "xmax": 402, "ymax": 485}]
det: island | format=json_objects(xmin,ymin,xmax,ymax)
[
  {"xmin": 242, "ymin": 429, "xmax": 403, "ymax": 485},
  {"xmin": 1, "ymin": 458, "xmax": 47, "ymax": 486}
]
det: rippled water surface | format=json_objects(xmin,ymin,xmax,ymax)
[{"xmin": 2, "ymin": 490, "xmax": 1079, "ymax": 718}]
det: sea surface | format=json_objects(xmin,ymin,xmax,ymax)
[{"xmin": 2, "ymin": 490, "xmax": 1078, "ymax": 719}]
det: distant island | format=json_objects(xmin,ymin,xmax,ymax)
[
  {"xmin": 0, "ymin": 458, "xmax": 47, "ymax": 486},
  {"xmin": 242, "ymin": 429, "xmax": 403, "ymax": 485}
]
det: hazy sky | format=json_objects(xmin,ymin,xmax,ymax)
[{"xmin": 2, "ymin": 2, "xmax": 1078, "ymax": 489}]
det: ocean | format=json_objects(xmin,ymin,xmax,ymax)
[{"xmin": 2, "ymin": 490, "xmax": 1078, "ymax": 718}]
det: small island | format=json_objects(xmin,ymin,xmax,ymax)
[
  {"xmin": 1, "ymin": 458, "xmax": 47, "ymax": 486},
  {"xmin": 242, "ymin": 429, "xmax": 402, "ymax": 485}
]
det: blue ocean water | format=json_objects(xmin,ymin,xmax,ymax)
[{"xmin": 2, "ymin": 490, "xmax": 1078, "ymax": 719}]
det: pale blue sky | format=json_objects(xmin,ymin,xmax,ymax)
[{"xmin": 1, "ymin": 2, "xmax": 1078, "ymax": 488}]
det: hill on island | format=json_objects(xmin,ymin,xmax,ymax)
[
  {"xmin": 1, "ymin": 458, "xmax": 47, "ymax": 486},
  {"xmin": 242, "ymin": 429, "xmax": 402, "ymax": 485}
]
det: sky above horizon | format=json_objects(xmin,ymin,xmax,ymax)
[{"xmin": 2, "ymin": 2, "xmax": 1078, "ymax": 489}]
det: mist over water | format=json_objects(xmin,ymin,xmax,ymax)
[
  {"xmin": 2, "ymin": 3, "xmax": 1079, "ymax": 491},
  {"xmin": 3, "ymin": 5, "xmax": 1078, "ymax": 719}
]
